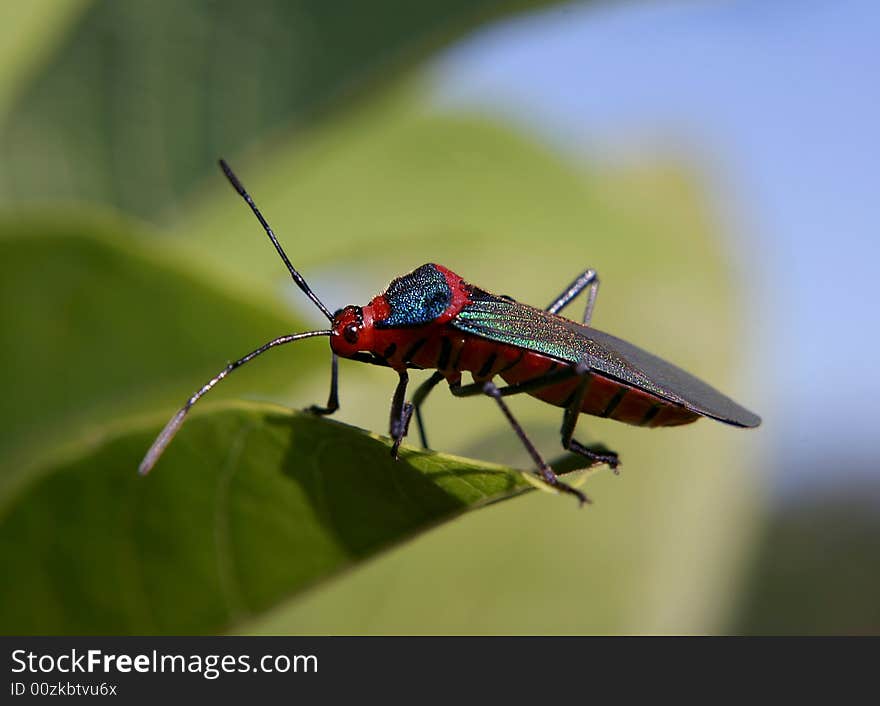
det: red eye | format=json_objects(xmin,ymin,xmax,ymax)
[{"xmin": 343, "ymin": 323, "xmax": 359, "ymax": 345}]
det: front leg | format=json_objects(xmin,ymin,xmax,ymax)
[
  {"xmin": 308, "ymin": 352, "xmax": 340, "ymax": 415},
  {"xmin": 389, "ymin": 370, "xmax": 413, "ymax": 460}
]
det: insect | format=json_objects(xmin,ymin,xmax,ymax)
[{"xmin": 139, "ymin": 160, "xmax": 761, "ymax": 505}]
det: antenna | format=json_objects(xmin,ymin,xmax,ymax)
[
  {"xmin": 219, "ymin": 159, "xmax": 333, "ymax": 321},
  {"xmin": 139, "ymin": 330, "xmax": 331, "ymax": 476}
]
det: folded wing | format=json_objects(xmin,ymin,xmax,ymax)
[{"xmin": 452, "ymin": 294, "xmax": 761, "ymax": 428}]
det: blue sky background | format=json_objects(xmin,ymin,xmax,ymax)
[{"xmin": 428, "ymin": 0, "xmax": 879, "ymax": 497}]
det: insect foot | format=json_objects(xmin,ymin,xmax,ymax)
[
  {"xmin": 307, "ymin": 403, "xmax": 336, "ymax": 416},
  {"xmin": 550, "ymin": 475, "xmax": 592, "ymax": 507},
  {"xmin": 567, "ymin": 439, "xmax": 621, "ymax": 475}
]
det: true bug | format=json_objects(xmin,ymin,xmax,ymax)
[{"xmin": 139, "ymin": 160, "xmax": 761, "ymax": 505}]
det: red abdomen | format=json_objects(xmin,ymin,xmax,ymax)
[
  {"xmin": 498, "ymin": 347, "xmax": 699, "ymax": 427},
  {"xmin": 380, "ymin": 326, "xmax": 698, "ymax": 428}
]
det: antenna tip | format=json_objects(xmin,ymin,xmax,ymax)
[{"xmin": 218, "ymin": 158, "xmax": 246, "ymax": 196}]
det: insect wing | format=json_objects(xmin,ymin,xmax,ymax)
[{"xmin": 452, "ymin": 293, "xmax": 761, "ymax": 428}]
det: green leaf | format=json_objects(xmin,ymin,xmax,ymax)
[
  {"xmin": 0, "ymin": 404, "xmax": 533, "ymax": 635},
  {"xmin": 0, "ymin": 0, "xmax": 571, "ymax": 218},
  {"xmin": 0, "ymin": 214, "xmax": 325, "ymax": 478}
]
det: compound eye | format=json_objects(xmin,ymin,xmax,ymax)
[{"xmin": 343, "ymin": 323, "xmax": 359, "ymax": 345}]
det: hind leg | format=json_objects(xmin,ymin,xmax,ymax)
[
  {"xmin": 560, "ymin": 360, "xmax": 620, "ymax": 471},
  {"xmin": 545, "ymin": 268, "xmax": 600, "ymax": 324},
  {"xmin": 448, "ymin": 378, "xmax": 590, "ymax": 505}
]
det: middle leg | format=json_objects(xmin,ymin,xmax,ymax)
[
  {"xmin": 478, "ymin": 380, "xmax": 590, "ymax": 506},
  {"xmin": 411, "ymin": 370, "xmax": 445, "ymax": 449},
  {"xmin": 407, "ymin": 266, "xmax": 602, "ymax": 451}
]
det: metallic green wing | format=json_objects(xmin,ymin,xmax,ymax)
[{"xmin": 452, "ymin": 291, "xmax": 761, "ymax": 428}]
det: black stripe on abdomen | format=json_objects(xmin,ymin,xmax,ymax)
[
  {"xmin": 403, "ymin": 338, "xmax": 427, "ymax": 363},
  {"xmin": 561, "ymin": 373, "xmax": 592, "ymax": 409},
  {"xmin": 477, "ymin": 353, "xmax": 498, "ymax": 378},
  {"xmin": 601, "ymin": 387, "xmax": 628, "ymax": 417},
  {"xmin": 640, "ymin": 403, "xmax": 662, "ymax": 426}
]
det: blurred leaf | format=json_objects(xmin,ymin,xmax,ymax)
[
  {"xmin": 0, "ymin": 0, "xmax": 88, "ymax": 119},
  {"xmin": 172, "ymin": 91, "xmax": 728, "ymax": 312},
  {"xmin": 0, "ymin": 0, "xmax": 571, "ymax": 218},
  {"xmin": 173, "ymin": 88, "xmax": 623, "ymax": 291},
  {"xmin": 0, "ymin": 215, "xmax": 325, "ymax": 480},
  {"xmin": 732, "ymin": 487, "xmax": 880, "ymax": 635},
  {"xmin": 0, "ymin": 404, "xmax": 532, "ymax": 634}
]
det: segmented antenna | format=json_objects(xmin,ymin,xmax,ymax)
[{"xmin": 219, "ymin": 159, "xmax": 333, "ymax": 321}]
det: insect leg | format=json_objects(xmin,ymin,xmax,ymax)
[
  {"xmin": 449, "ymin": 364, "xmax": 619, "ymax": 472},
  {"xmin": 411, "ymin": 371, "xmax": 445, "ymax": 449},
  {"xmin": 477, "ymin": 380, "xmax": 589, "ymax": 505},
  {"xmin": 560, "ymin": 360, "xmax": 620, "ymax": 472},
  {"xmin": 449, "ymin": 367, "xmax": 578, "ymax": 398},
  {"xmin": 389, "ymin": 370, "xmax": 413, "ymax": 459},
  {"xmin": 545, "ymin": 268, "xmax": 600, "ymax": 325},
  {"xmin": 308, "ymin": 352, "xmax": 339, "ymax": 415}
]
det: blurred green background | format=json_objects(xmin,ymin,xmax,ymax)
[{"xmin": 1, "ymin": 0, "xmax": 876, "ymax": 635}]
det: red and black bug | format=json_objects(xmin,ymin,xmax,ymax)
[{"xmin": 139, "ymin": 160, "xmax": 761, "ymax": 505}]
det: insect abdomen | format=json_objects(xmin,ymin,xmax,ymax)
[
  {"xmin": 380, "ymin": 327, "xmax": 698, "ymax": 427},
  {"xmin": 497, "ymin": 347, "xmax": 699, "ymax": 428}
]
